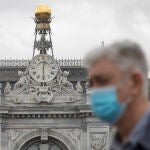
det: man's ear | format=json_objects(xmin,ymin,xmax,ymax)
[{"xmin": 130, "ymin": 71, "xmax": 143, "ymax": 95}]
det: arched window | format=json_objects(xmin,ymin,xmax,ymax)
[{"xmin": 20, "ymin": 136, "xmax": 69, "ymax": 150}]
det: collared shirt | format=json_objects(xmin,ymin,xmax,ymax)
[{"xmin": 111, "ymin": 108, "xmax": 150, "ymax": 150}]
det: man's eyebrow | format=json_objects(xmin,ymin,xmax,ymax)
[{"xmin": 93, "ymin": 74, "xmax": 111, "ymax": 78}]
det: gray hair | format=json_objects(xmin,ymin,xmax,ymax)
[{"xmin": 86, "ymin": 40, "xmax": 148, "ymax": 96}]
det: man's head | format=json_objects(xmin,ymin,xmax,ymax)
[
  {"xmin": 87, "ymin": 40, "xmax": 148, "ymax": 123},
  {"xmin": 87, "ymin": 40, "xmax": 148, "ymax": 101}
]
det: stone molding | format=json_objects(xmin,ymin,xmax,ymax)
[{"xmin": 2, "ymin": 112, "xmax": 93, "ymax": 119}]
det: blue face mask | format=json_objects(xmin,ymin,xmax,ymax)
[{"xmin": 90, "ymin": 86, "xmax": 127, "ymax": 124}]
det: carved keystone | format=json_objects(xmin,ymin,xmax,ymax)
[{"xmin": 40, "ymin": 128, "xmax": 48, "ymax": 143}]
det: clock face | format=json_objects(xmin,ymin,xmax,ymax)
[{"xmin": 29, "ymin": 54, "xmax": 58, "ymax": 83}]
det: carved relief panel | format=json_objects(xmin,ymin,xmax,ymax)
[
  {"xmin": 90, "ymin": 133, "xmax": 107, "ymax": 150},
  {"xmin": 89, "ymin": 126, "xmax": 109, "ymax": 150}
]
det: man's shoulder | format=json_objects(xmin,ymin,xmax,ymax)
[{"xmin": 110, "ymin": 107, "xmax": 150, "ymax": 150}]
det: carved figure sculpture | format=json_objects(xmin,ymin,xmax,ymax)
[
  {"xmin": 13, "ymin": 70, "xmax": 29, "ymax": 93},
  {"xmin": 4, "ymin": 82, "xmax": 11, "ymax": 95},
  {"xmin": 59, "ymin": 71, "xmax": 74, "ymax": 91},
  {"xmin": 75, "ymin": 81, "xmax": 83, "ymax": 94}
]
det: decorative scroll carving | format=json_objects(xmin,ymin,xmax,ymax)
[{"xmin": 90, "ymin": 133, "xmax": 107, "ymax": 150}]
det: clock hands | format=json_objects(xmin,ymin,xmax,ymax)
[{"xmin": 29, "ymin": 55, "xmax": 58, "ymax": 82}]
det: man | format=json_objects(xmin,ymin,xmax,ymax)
[{"xmin": 87, "ymin": 40, "xmax": 150, "ymax": 150}]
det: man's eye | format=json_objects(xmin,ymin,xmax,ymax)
[
  {"xmin": 99, "ymin": 79, "xmax": 109, "ymax": 85},
  {"xmin": 87, "ymin": 76, "xmax": 110, "ymax": 88},
  {"xmin": 95, "ymin": 77, "xmax": 109, "ymax": 85}
]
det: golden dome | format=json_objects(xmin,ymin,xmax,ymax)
[
  {"xmin": 35, "ymin": 5, "xmax": 51, "ymax": 15},
  {"xmin": 35, "ymin": 5, "xmax": 51, "ymax": 21}
]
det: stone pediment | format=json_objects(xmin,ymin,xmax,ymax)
[{"xmin": 4, "ymin": 54, "xmax": 83, "ymax": 104}]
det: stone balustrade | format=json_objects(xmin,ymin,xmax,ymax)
[{"xmin": 0, "ymin": 59, "xmax": 87, "ymax": 67}]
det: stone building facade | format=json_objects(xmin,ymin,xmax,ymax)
[
  {"xmin": 0, "ymin": 5, "xmax": 110, "ymax": 150},
  {"xmin": 0, "ymin": 58, "xmax": 110, "ymax": 150}
]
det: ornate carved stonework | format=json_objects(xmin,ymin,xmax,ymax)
[
  {"xmin": 40, "ymin": 128, "xmax": 49, "ymax": 142},
  {"xmin": 0, "ymin": 6, "xmax": 110, "ymax": 150},
  {"xmin": 8, "ymin": 129, "xmax": 24, "ymax": 142},
  {"xmin": 4, "ymin": 54, "xmax": 82, "ymax": 104},
  {"xmin": 8, "ymin": 129, "xmax": 35, "ymax": 144},
  {"xmin": 90, "ymin": 133, "xmax": 107, "ymax": 150},
  {"xmin": 57, "ymin": 128, "xmax": 80, "ymax": 146},
  {"xmin": 4, "ymin": 82, "xmax": 12, "ymax": 95},
  {"xmin": 75, "ymin": 81, "xmax": 83, "ymax": 94}
]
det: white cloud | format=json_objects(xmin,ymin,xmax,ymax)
[{"xmin": 0, "ymin": 0, "xmax": 150, "ymax": 71}]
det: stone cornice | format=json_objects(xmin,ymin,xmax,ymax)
[
  {"xmin": 2, "ymin": 112, "xmax": 93, "ymax": 119},
  {"xmin": 0, "ymin": 104, "xmax": 93, "ymax": 119}
]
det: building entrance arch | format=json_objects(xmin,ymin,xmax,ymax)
[
  {"xmin": 12, "ymin": 130, "xmax": 76, "ymax": 150},
  {"xmin": 20, "ymin": 136, "xmax": 69, "ymax": 150}
]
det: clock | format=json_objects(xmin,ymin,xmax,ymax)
[{"xmin": 29, "ymin": 54, "xmax": 58, "ymax": 83}]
